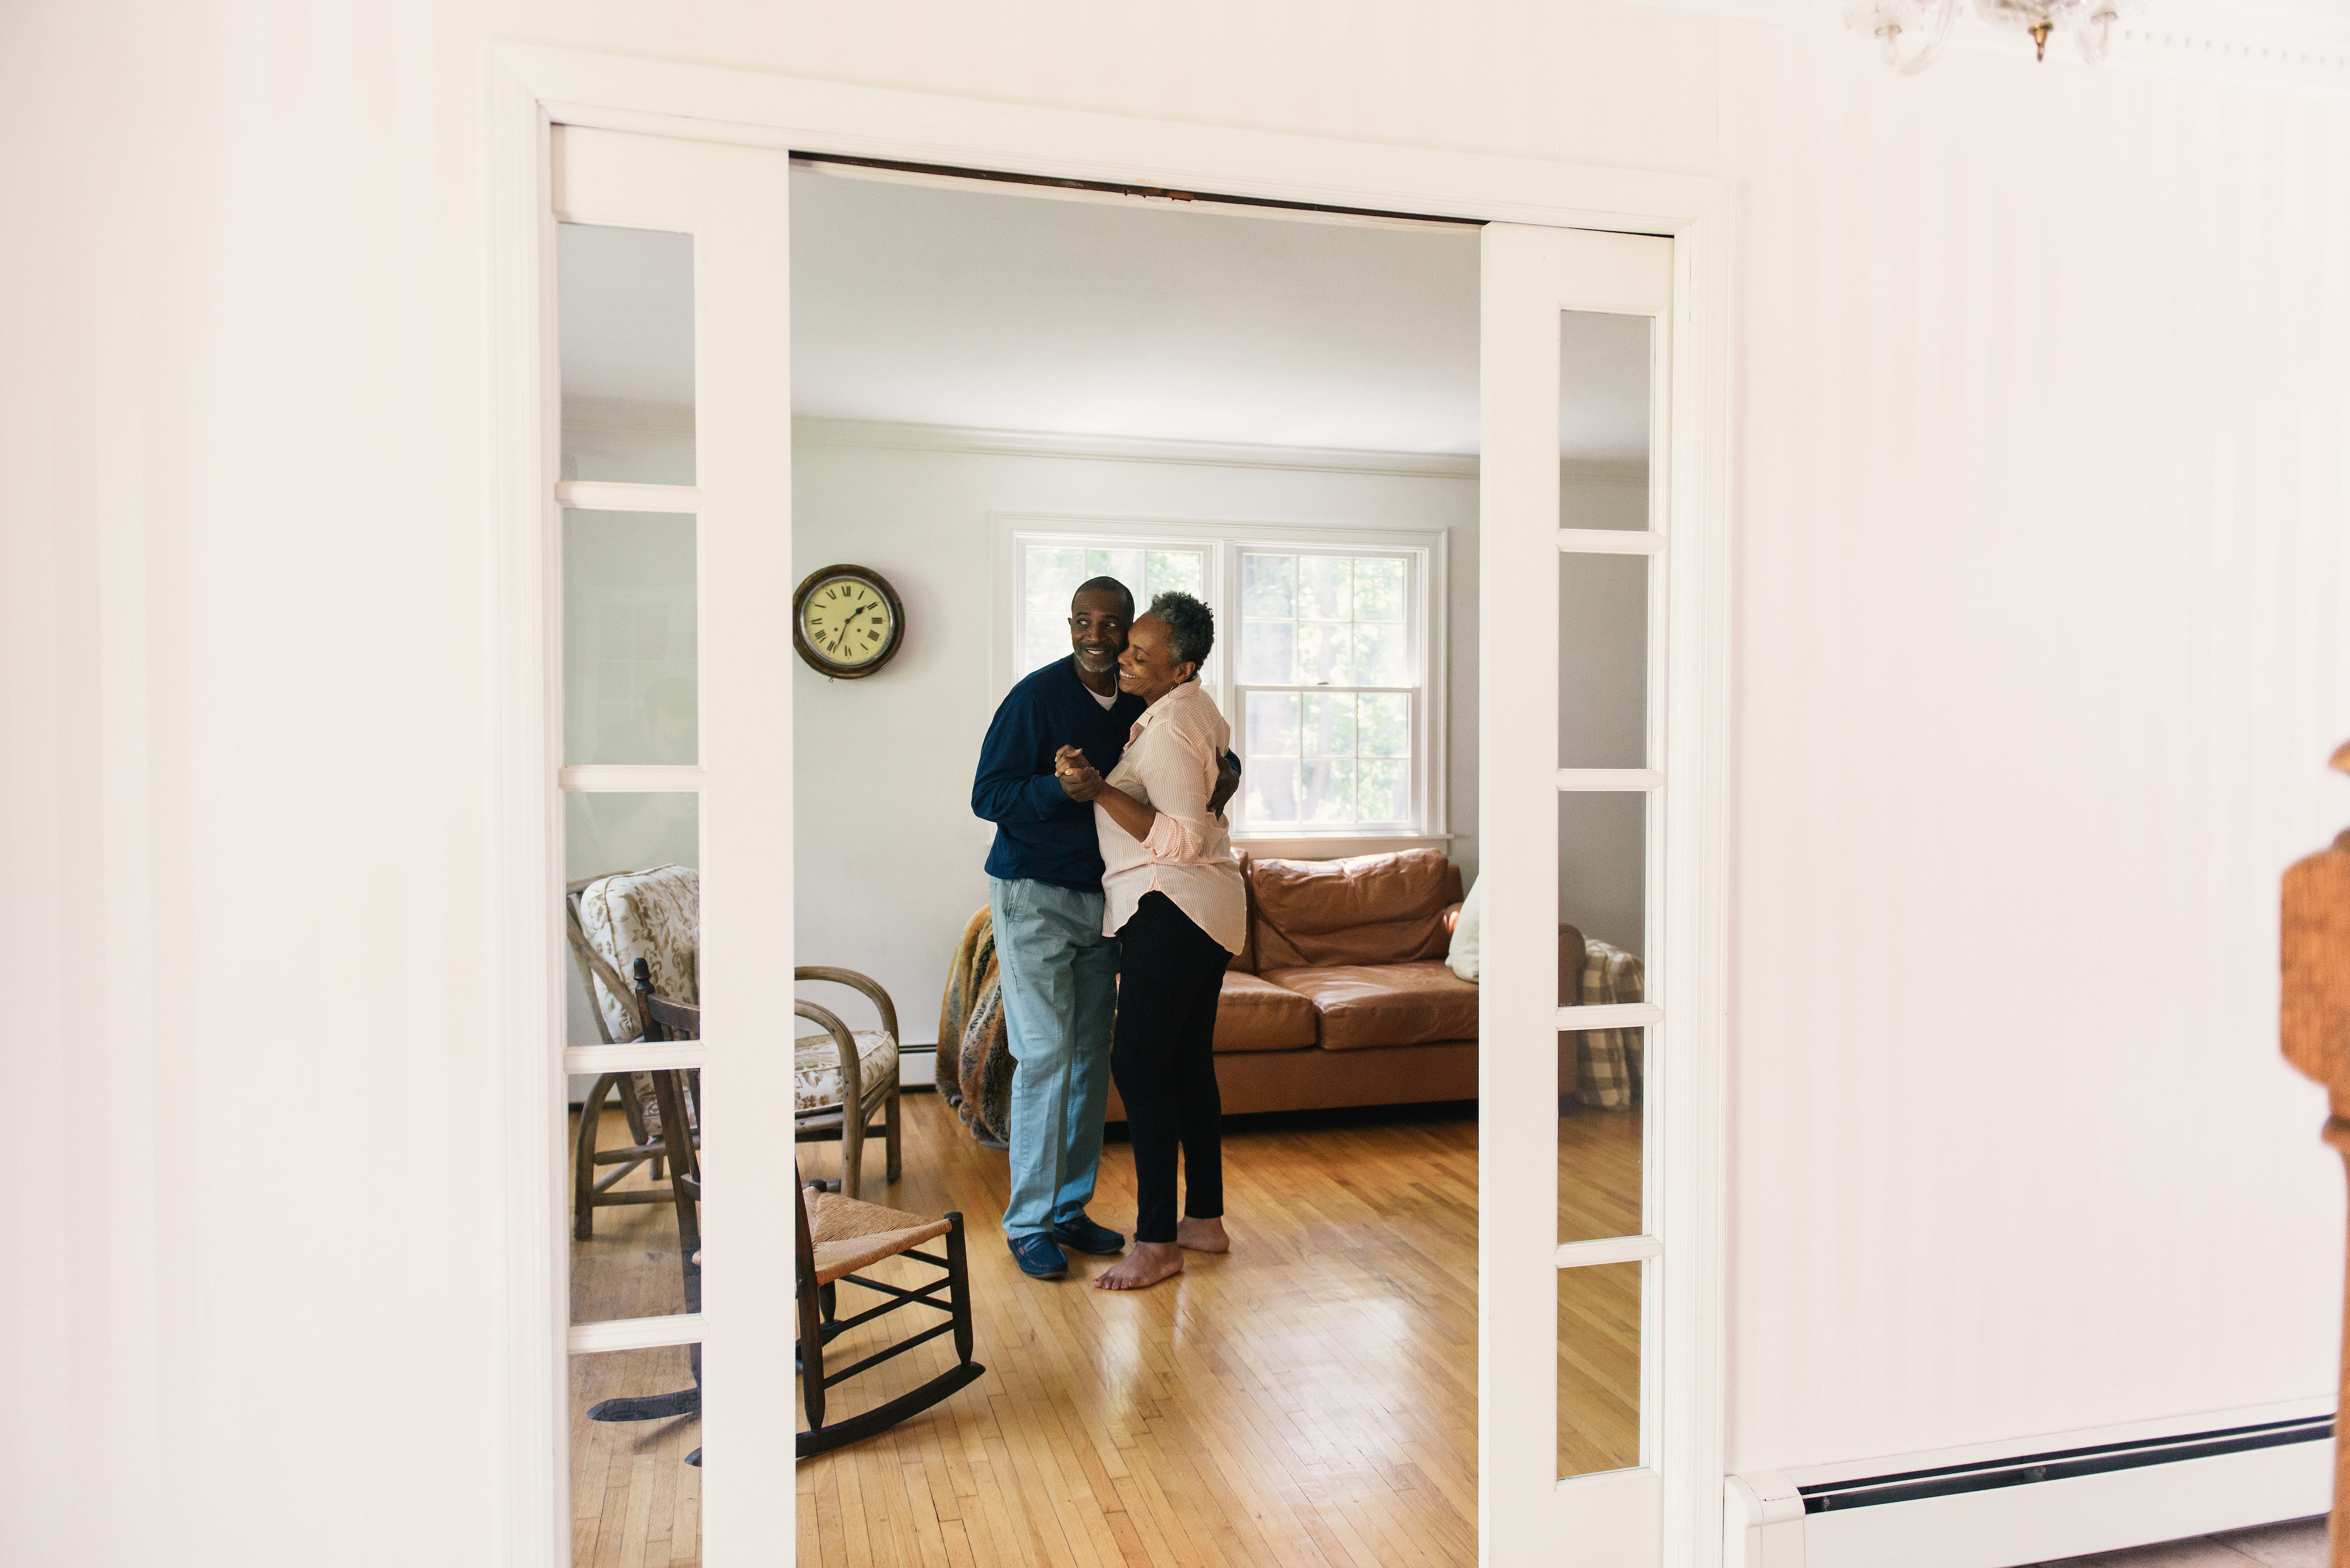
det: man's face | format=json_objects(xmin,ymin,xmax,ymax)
[{"xmin": 1068, "ymin": 588, "xmax": 1132, "ymax": 675}]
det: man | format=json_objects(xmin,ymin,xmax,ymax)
[{"xmin": 970, "ymin": 576, "xmax": 1237, "ymax": 1279}]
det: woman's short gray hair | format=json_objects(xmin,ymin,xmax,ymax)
[{"xmin": 1149, "ymin": 590, "xmax": 1215, "ymax": 670}]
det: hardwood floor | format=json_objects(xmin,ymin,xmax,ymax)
[{"xmin": 567, "ymin": 1089, "xmax": 1649, "ymax": 1567}]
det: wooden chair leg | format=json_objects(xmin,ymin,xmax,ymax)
[
  {"xmin": 946, "ymin": 1212, "xmax": 973, "ymax": 1364},
  {"xmin": 574, "ymin": 1073, "xmax": 617, "ymax": 1241},
  {"xmin": 841, "ymin": 1100, "xmax": 864, "ymax": 1201},
  {"xmin": 799, "ymin": 1268, "xmax": 827, "ymax": 1435},
  {"xmin": 885, "ymin": 1086, "xmax": 902, "ymax": 1183}
]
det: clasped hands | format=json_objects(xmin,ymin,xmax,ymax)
[
  {"xmin": 1054, "ymin": 745, "xmax": 1107, "ymax": 802},
  {"xmin": 1055, "ymin": 745, "xmax": 1242, "ymax": 817}
]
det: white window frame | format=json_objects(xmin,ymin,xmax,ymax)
[
  {"xmin": 493, "ymin": 48, "xmax": 1733, "ymax": 1568},
  {"xmin": 990, "ymin": 510, "xmax": 1449, "ymax": 843}
]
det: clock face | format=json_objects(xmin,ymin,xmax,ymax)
[{"xmin": 799, "ymin": 574, "xmax": 895, "ymax": 670}]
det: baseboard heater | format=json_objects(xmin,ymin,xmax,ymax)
[{"xmin": 1727, "ymin": 1413, "xmax": 2334, "ymax": 1568}]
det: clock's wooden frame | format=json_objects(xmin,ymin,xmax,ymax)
[{"xmin": 791, "ymin": 563, "xmax": 905, "ymax": 679}]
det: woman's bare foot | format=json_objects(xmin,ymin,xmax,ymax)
[
  {"xmin": 1176, "ymin": 1216, "xmax": 1229, "ymax": 1253},
  {"xmin": 1093, "ymin": 1240, "xmax": 1184, "ymax": 1290}
]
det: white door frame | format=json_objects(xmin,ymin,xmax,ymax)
[{"xmin": 486, "ymin": 43, "xmax": 1735, "ymax": 1568}]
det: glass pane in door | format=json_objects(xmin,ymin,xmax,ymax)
[
  {"xmin": 1559, "ymin": 1262, "xmax": 1643, "ymax": 1477},
  {"xmin": 1558, "ymin": 309, "xmax": 1651, "ymax": 530},
  {"xmin": 1559, "ymin": 1028, "xmax": 1644, "ymax": 1244},
  {"xmin": 1558, "ymin": 551, "xmax": 1648, "ymax": 769},
  {"xmin": 564, "ymin": 510, "xmax": 697, "ymax": 765},
  {"xmin": 559, "ymin": 223, "xmax": 696, "ymax": 485},
  {"xmin": 572, "ymin": 1345, "xmax": 701, "ymax": 1561}
]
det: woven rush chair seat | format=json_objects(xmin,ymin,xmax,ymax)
[
  {"xmin": 794, "ymin": 1028, "xmax": 899, "ymax": 1114},
  {"xmin": 803, "ymin": 1189, "xmax": 951, "ymax": 1286}
]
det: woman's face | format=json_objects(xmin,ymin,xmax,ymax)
[{"xmin": 1117, "ymin": 613, "xmax": 1197, "ymax": 705}]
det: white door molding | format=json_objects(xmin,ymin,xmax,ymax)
[{"xmin": 485, "ymin": 45, "xmax": 1736, "ymax": 1568}]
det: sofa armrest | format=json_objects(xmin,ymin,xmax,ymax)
[{"xmin": 1558, "ymin": 923, "xmax": 1587, "ymax": 1008}]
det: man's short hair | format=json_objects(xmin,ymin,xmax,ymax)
[
  {"xmin": 1071, "ymin": 576, "xmax": 1135, "ymax": 619},
  {"xmin": 1149, "ymin": 590, "xmax": 1215, "ymax": 669}
]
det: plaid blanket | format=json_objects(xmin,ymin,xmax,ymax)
[{"xmin": 1568, "ymin": 939, "xmax": 1645, "ymax": 1109}]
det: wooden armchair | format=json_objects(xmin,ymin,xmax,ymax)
[{"xmin": 795, "ymin": 967, "xmax": 902, "ymax": 1200}]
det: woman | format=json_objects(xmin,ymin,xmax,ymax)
[{"xmin": 1052, "ymin": 591, "xmax": 1246, "ymax": 1292}]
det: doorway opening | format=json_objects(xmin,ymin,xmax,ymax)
[{"xmin": 542, "ymin": 126, "xmax": 1684, "ymax": 1566}]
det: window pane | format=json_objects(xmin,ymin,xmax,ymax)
[
  {"xmin": 1353, "ymin": 557, "xmax": 1405, "ymax": 621},
  {"xmin": 1559, "ymin": 308, "xmax": 1652, "ymax": 531},
  {"xmin": 1239, "ymin": 622, "xmax": 1294, "ymax": 685},
  {"xmin": 1358, "ymin": 758, "xmax": 1409, "ymax": 822},
  {"xmin": 1559, "ymin": 1027, "xmax": 1644, "ymax": 1243},
  {"xmin": 1025, "ymin": 546, "xmax": 1085, "ymax": 619},
  {"xmin": 1246, "ymin": 691, "xmax": 1300, "ymax": 758},
  {"xmin": 1358, "ymin": 694, "xmax": 1410, "ymax": 757},
  {"xmin": 1559, "ymin": 552, "xmax": 1648, "ymax": 769},
  {"xmin": 1302, "ymin": 758, "xmax": 1356, "ymax": 823},
  {"xmin": 1355, "ymin": 623, "xmax": 1407, "ymax": 687},
  {"xmin": 1300, "ymin": 692, "xmax": 1356, "ymax": 757},
  {"xmin": 1089, "ymin": 548, "xmax": 1145, "ymax": 605},
  {"xmin": 1244, "ymin": 761, "xmax": 1300, "ymax": 822},
  {"xmin": 1294, "ymin": 622, "xmax": 1354, "ymax": 686},
  {"xmin": 564, "ymin": 511, "xmax": 697, "ymax": 766},
  {"xmin": 559, "ymin": 224, "xmax": 695, "ymax": 486},
  {"xmin": 572, "ymin": 1346, "xmax": 700, "ymax": 1561},
  {"xmin": 566, "ymin": 791, "xmax": 698, "ymax": 888},
  {"xmin": 1146, "ymin": 549, "xmax": 1205, "ymax": 599},
  {"xmin": 1559, "ymin": 791, "xmax": 1646, "ymax": 962},
  {"xmin": 1559, "ymin": 1263, "xmax": 1642, "ymax": 1477},
  {"xmin": 1024, "ymin": 616, "xmax": 1071, "ymax": 675},
  {"xmin": 1242, "ymin": 553, "xmax": 1296, "ymax": 618},
  {"xmin": 1299, "ymin": 555, "xmax": 1352, "ymax": 620}
]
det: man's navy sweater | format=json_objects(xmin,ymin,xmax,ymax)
[{"xmin": 971, "ymin": 658, "xmax": 1146, "ymax": 889}]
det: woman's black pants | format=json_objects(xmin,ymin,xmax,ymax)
[{"xmin": 1112, "ymin": 891, "xmax": 1233, "ymax": 1245}]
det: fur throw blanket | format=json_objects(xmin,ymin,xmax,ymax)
[{"xmin": 936, "ymin": 906, "xmax": 1014, "ymax": 1147}]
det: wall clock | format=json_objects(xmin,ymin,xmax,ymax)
[{"xmin": 792, "ymin": 563, "xmax": 905, "ymax": 679}]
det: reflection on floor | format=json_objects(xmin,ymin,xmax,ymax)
[{"xmin": 569, "ymin": 1089, "xmax": 1653, "ymax": 1566}]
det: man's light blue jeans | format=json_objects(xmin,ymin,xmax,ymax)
[{"xmin": 989, "ymin": 876, "xmax": 1119, "ymax": 1240}]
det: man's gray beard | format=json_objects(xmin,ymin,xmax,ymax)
[{"xmin": 1074, "ymin": 652, "xmax": 1117, "ymax": 672}]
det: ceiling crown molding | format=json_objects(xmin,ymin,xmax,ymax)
[{"xmin": 1613, "ymin": 0, "xmax": 2350, "ymax": 90}]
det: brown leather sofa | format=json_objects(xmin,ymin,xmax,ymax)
[{"xmin": 1102, "ymin": 848, "xmax": 1584, "ymax": 1120}]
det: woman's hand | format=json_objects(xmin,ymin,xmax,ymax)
[{"xmin": 1054, "ymin": 745, "xmax": 1106, "ymax": 802}]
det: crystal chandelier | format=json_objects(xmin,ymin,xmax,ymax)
[{"xmin": 1844, "ymin": 0, "xmax": 2122, "ymax": 73}]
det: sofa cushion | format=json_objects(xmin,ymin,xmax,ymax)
[
  {"xmin": 1212, "ymin": 972, "xmax": 1320, "ymax": 1053},
  {"xmin": 1249, "ymin": 850, "xmax": 1465, "ymax": 970},
  {"xmin": 1262, "ymin": 960, "xmax": 1479, "ymax": 1050}
]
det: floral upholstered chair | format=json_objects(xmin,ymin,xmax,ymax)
[
  {"xmin": 567, "ymin": 863, "xmax": 902, "ymax": 1209},
  {"xmin": 566, "ymin": 865, "xmax": 701, "ymax": 1240}
]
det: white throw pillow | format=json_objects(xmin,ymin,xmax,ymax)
[{"xmin": 1447, "ymin": 875, "xmax": 1483, "ymax": 983}]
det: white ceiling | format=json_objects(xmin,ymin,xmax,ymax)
[{"xmin": 559, "ymin": 166, "xmax": 1653, "ymax": 460}]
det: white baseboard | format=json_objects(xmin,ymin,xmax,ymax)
[
  {"xmin": 900, "ymin": 1046, "xmax": 936, "ymax": 1089},
  {"xmin": 1726, "ymin": 1403, "xmax": 2334, "ymax": 1568}
]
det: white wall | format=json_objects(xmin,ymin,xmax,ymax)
[
  {"xmin": 8, "ymin": 2, "xmax": 2350, "ymax": 1560},
  {"xmin": 791, "ymin": 433, "xmax": 1480, "ymax": 1040}
]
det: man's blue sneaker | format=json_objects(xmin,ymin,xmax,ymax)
[
  {"xmin": 1008, "ymin": 1233, "xmax": 1068, "ymax": 1279},
  {"xmin": 1050, "ymin": 1214, "xmax": 1126, "ymax": 1256}
]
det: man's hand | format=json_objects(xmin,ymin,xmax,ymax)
[
  {"xmin": 1208, "ymin": 754, "xmax": 1240, "ymax": 818},
  {"xmin": 1054, "ymin": 745, "xmax": 1106, "ymax": 802}
]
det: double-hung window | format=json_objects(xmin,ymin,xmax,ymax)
[{"xmin": 1000, "ymin": 517, "xmax": 1443, "ymax": 841}]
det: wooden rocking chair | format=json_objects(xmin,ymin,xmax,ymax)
[{"xmin": 796, "ymin": 1170, "xmax": 984, "ymax": 1458}]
